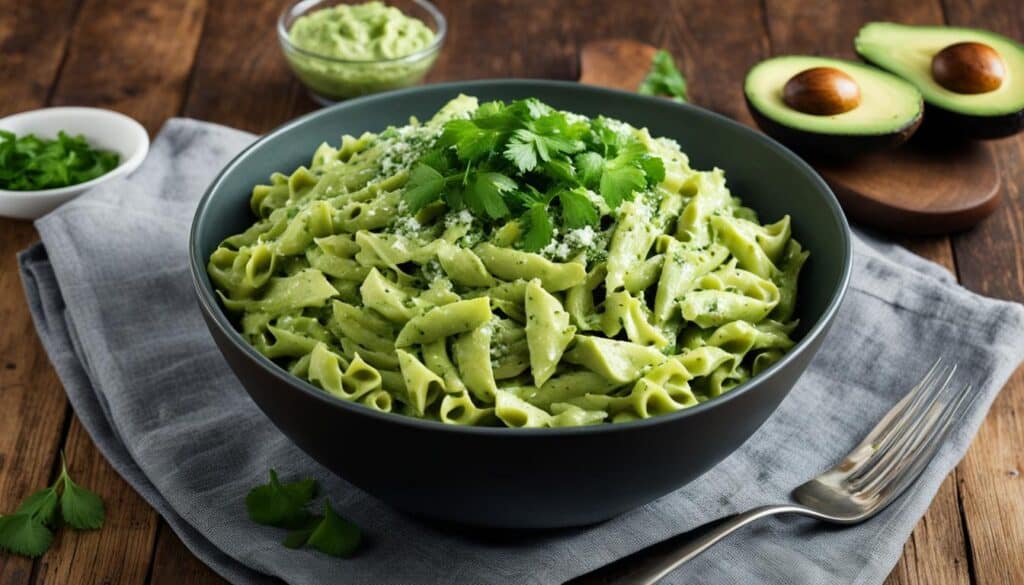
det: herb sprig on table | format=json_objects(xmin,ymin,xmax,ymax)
[
  {"xmin": 404, "ymin": 98, "xmax": 665, "ymax": 251},
  {"xmin": 246, "ymin": 470, "xmax": 362, "ymax": 558},
  {"xmin": 0, "ymin": 456, "xmax": 105, "ymax": 558},
  {"xmin": 0, "ymin": 130, "xmax": 120, "ymax": 191},
  {"xmin": 638, "ymin": 49, "xmax": 689, "ymax": 102}
]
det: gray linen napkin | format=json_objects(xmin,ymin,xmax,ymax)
[{"xmin": 18, "ymin": 119, "xmax": 1024, "ymax": 585}]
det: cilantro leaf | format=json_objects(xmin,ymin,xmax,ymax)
[
  {"xmin": 638, "ymin": 49, "xmax": 688, "ymax": 102},
  {"xmin": 0, "ymin": 130, "xmax": 120, "ymax": 191},
  {"xmin": 306, "ymin": 501, "xmax": 362, "ymax": 558},
  {"xmin": 245, "ymin": 469, "xmax": 318, "ymax": 529},
  {"xmin": 521, "ymin": 203, "xmax": 554, "ymax": 252},
  {"xmin": 466, "ymin": 172, "xmax": 514, "ymax": 219},
  {"xmin": 0, "ymin": 514, "xmax": 53, "ymax": 557},
  {"xmin": 575, "ymin": 152, "xmax": 604, "ymax": 188},
  {"xmin": 559, "ymin": 189, "xmax": 599, "ymax": 228},
  {"xmin": 600, "ymin": 163, "xmax": 645, "ymax": 209},
  {"xmin": 438, "ymin": 119, "xmax": 500, "ymax": 161},
  {"xmin": 15, "ymin": 488, "xmax": 58, "ymax": 525},
  {"xmin": 640, "ymin": 154, "xmax": 666, "ymax": 185},
  {"xmin": 59, "ymin": 470, "xmax": 105, "ymax": 531},
  {"xmin": 404, "ymin": 163, "xmax": 446, "ymax": 212},
  {"xmin": 282, "ymin": 515, "xmax": 322, "ymax": 549},
  {"xmin": 504, "ymin": 135, "xmax": 538, "ymax": 173}
]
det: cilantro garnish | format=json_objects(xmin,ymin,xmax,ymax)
[
  {"xmin": 246, "ymin": 470, "xmax": 362, "ymax": 558},
  {"xmin": 0, "ymin": 455, "xmax": 105, "ymax": 558},
  {"xmin": 403, "ymin": 98, "xmax": 666, "ymax": 250},
  {"xmin": 638, "ymin": 50, "xmax": 689, "ymax": 102},
  {"xmin": 0, "ymin": 130, "xmax": 120, "ymax": 191}
]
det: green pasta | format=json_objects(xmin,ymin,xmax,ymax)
[{"xmin": 208, "ymin": 95, "xmax": 808, "ymax": 428}]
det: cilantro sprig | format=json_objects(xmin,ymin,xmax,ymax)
[
  {"xmin": 638, "ymin": 50, "xmax": 689, "ymax": 102},
  {"xmin": 0, "ymin": 130, "xmax": 120, "ymax": 191},
  {"xmin": 246, "ymin": 470, "xmax": 362, "ymax": 558},
  {"xmin": 0, "ymin": 455, "xmax": 105, "ymax": 558},
  {"xmin": 403, "ymin": 98, "xmax": 665, "ymax": 251}
]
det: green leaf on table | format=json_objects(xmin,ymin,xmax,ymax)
[
  {"xmin": 0, "ymin": 514, "xmax": 54, "ymax": 557},
  {"xmin": 59, "ymin": 464, "xmax": 105, "ymax": 530},
  {"xmin": 638, "ymin": 49, "xmax": 688, "ymax": 102},
  {"xmin": 306, "ymin": 501, "xmax": 362, "ymax": 558},
  {"xmin": 15, "ymin": 488, "xmax": 59, "ymax": 526},
  {"xmin": 245, "ymin": 469, "xmax": 318, "ymax": 529}
]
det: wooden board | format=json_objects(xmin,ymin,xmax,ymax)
[{"xmin": 580, "ymin": 38, "xmax": 1001, "ymax": 236}]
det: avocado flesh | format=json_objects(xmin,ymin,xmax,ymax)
[
  {"xmin": 856, "ymin": 22, "xmax": 1024, "ymax": 138},
  {"xmin": 745, "ymin": 56, "xmax": 923, "ymax": 156}
]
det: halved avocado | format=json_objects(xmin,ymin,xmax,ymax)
[
  {"xmin": 856, "ymin": 22, "xmax": 1024, "ymax": 139},
  {"xmin": 745, "ymin": 56, "xmax": 924, "ymax": 158}
]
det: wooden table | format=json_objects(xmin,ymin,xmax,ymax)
[{"xmin": 1, "ymin": 1, "xmax": 1021, "ymax": 583}]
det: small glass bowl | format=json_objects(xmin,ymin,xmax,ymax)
[{"xmin": 278, "ymin": 0, "xmax": 446, "ymax": 105}]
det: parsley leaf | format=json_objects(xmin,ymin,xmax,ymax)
[
  {"xmin": 466, "ymin": 172, "xmax": 514, "ymax": 219},
  {"xmin": 245, "ymin": 469, "xmax": 318, "ymax": 529},
  {"xmin": 306, "ymin": 501, "xmax": 362, "ymax": 558},
  {"xmin": 0, "ymin": 130, "xmax": 120, "ymax": 191},
  {"xmin": 59, "ymin": 472, "xmax": 105, "ymax": 531},
  {"xmin": 600, "ymin": 161, "xmax": 646, "ymax": 209},
  {"xmin": 575, "ymin": 151, "xmax": 604, "ymax": 188},
  {"xmin": 404, "ymin": 164, "xmax": 446, "ymax": 212},
  {"xmin": 0, "ymin": 455, "xmax": 105, "ymax": 558},
  {"xmin": 559, "ymin": 188, "xmax": 598, "ymax": 229},
  {"xmin": 638, "ymin": 50, "xmax": 688, "ymax": 102},
  {"xmin": 521, "ymin": 203, "xmax": 554, "ymax": 251},
  {"xmin": 15, "ymin": 488, "xmax": 59, "ymax": 525},
  {"xmin": 0, "ymin": 514, "xmax": 53, "ymax": 557}
]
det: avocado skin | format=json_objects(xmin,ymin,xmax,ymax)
[
  {"xmin": 921, "ymin": 103, "xmax": 1024, "ymax": 140},
  {"xmin": 745, "ymin": 96, "xmax": 922, "ymax": 159}
]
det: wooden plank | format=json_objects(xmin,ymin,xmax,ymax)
[
  {"xmin": 943, "ymin": 4, "xmax": 1024, "ymax": 584},
  {"xmin": 181, "ymin": 0, "xmax": 312, "ymax": 133},
  {"xmin": 0, "ymin": 224, "xmax": 70, "ymax": 584},
  {"xmin": 761, "ymin": 3, "xmax": 968, "ymax": 584},
  {"xmin": 49, "ymin": 0, "xmax": 207, "ymax": 134},
  {"xmin": 148, "ymin": 525, "xmax": 226, "ymax": 585},
  {"xmin": 0, "ymin": 0, "xmax": 82, "ymax": 580},
  {"xmin": 0, "ymin": 0, "xmax": 81, "ymax": 116},
  {"xmin": 31, "ymin": 419, "xmax": 159, "ymax": 585},
  {"xmin": 21, "ymin": 0, "xmax": 209, "ymax": 580}
]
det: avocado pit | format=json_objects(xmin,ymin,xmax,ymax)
[
  {"xmin": 931, "ymin": 42, "xmax": 1005, "ymax": 94},
  {"xmin": 783, "ymin": 67, "xmax": 862, "ymax": 116}
]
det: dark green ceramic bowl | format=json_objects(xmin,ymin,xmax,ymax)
[{"xmin": 189, "ymin": 80, "xmax": 852, "ymax": 529}]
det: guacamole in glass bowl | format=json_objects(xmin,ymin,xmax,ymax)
[{"xmin": 278, "ymin": 0, "xmax": 446, "ymax": 104}]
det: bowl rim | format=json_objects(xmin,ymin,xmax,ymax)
[
  {"xmin": 277, "ymin": 0, "xmax": 447, "ymax": 65},
  {"xmin": 0, "ymin": 106, "xmax": 150, "ymax": 198},
  {"xmin": 189, "ymin": 78, "xmax": 853, "ymax": 437}
]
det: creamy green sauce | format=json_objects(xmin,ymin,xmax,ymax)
[
  {"xmin": 284, "ymin": 1, "xmax": 439, "ymax": 101},
  {"xmin": 289, "ymin": 1, "xmax": 435, "ymax": 61}
]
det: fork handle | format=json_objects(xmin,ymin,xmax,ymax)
[{"xmin": 578, "ymin": 504, "xmax": 825, "ymax": 585}]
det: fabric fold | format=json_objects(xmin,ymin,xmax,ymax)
[{"xmin": 17, "ymin": 118, "xmax": 1024, "ymax": 585}]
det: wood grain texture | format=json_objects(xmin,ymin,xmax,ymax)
[
  {"xmin": 148, "ymin": 524, "xmax": 226, "ymax": 585},
  {"xmin": 182, "ymin": 0, "xmax": 312, "ymax": 133},
  {"xmin": 31, "ymin": 419, "xmax": 159, "ymax": 585},
  {"xmin": 0, "ymin": 0, "xmax": 81, "ymax": 116},
  {"xmin": 49, "ymin": 0, "xmax": 207, "ymax": 133},
  {"xmin": 0, "ymin": 1, "xmax": 82, "ymax": 581},
  {"xmin": 942, "ymin": 0, "xmax": 1024, "ymax": 582},
  {"xmin": 0, "ymin": 223, "xmax": 70, "ymax": 585}
]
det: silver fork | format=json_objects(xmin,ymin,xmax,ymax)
[{"xmin": 573, "ymin": 359, "xmax": 976, "ymax": 585}]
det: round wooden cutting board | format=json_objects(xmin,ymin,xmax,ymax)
[{"xmin": 578, "ymin": 39, "xmax": 1002, "ymax": 235}]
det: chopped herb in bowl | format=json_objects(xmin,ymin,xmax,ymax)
[{"xmin": 0, "ymin": 130, "xmax": 120, "ymax": 191}]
